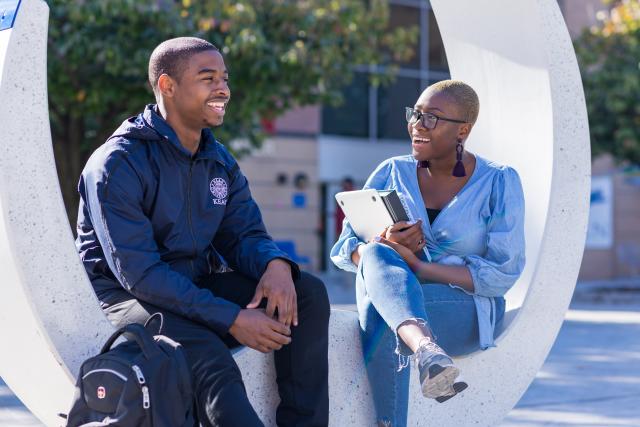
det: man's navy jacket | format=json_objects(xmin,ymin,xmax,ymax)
[{"xmin": 76, "ymin": 105, "xmax": 298, "ymax": 335}]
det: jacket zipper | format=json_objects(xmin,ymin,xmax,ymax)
[{"xmin": 187, "ymin": 159, "xmax": 198, "ymax": 276}]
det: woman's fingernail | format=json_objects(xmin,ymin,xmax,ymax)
[{"xmin": 374, "ymin": 236, "xmax": 382, "ymax": 242}]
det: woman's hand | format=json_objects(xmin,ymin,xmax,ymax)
[
  {"xmin": 383, "ymin": 220, "xmax": 425, "ymax": 253},
  {"xmin": 374, "ymin": 235, "xmax": 424, "ymax": 273}
]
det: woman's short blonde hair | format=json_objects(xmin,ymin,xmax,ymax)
[{"xmin": 428, "ymin": 80, "xmax": 480, "ymax": 125}]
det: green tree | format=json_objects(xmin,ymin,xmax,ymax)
[
  {"xmin": 47, "ymin": 0, "xmax": 417, "ymax": 226},
  {"xmin": 574, "ymin": 0, "xmax": 640, "ymax": 164}
]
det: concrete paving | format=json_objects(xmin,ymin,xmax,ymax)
[
  {"xmin": 0, "ymin": 380, "xmax": 42, "ymax": 426},
  {"xmin": 500, "ymin": 302, "xmax": 640, "ymax": 427},
  {"xmin": 2, "ymin": 273, "xmax": 639, "ymax": 426}
]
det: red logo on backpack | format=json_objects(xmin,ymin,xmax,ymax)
[{"xmin": 97, "ymin": 386, "xmax": 106, "ymax": 399}]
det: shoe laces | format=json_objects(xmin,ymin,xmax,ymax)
[
  {"xmin": 418, "ymin": 337, "xmax": 444, "ymax": 354},
  {"xmin": 416, "ymin": 338, "xmax": 447, "ymax": 365}
]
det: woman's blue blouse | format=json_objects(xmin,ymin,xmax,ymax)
[{"xmin": 330, "ymin": 154, "xmax": 526, "ymax": 349}]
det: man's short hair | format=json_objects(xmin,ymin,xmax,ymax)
[
  {"xmin": 428, "ymin": 80, "xmax": 480, "ymax": 125},
  {"xmin": 148, "ymin": 37, "xmax": 219, "ymax": 94}
]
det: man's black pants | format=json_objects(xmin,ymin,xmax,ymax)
[{"xmin": 98, "ymin": 271, "xmax": 330, "ymax": 427}]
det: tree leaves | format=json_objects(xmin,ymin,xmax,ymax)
[
  {"xmin": 46, "ymin": 0, "xmax": 418, "ymax": 224},
  {"xmin": 574, "ymin": 0, "xmax": 640, "ymax": 165}
]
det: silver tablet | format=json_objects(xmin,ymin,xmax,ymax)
[{"xmin": 335, "ymin": 189, "xmax": 395, "ymax": 242}]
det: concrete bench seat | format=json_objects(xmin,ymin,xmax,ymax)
[
  {"xmin": 234, "ymin": 307, "xmax": 523, "ymax": 426},
  {"xmin": 233, "ymin": 310, "xmax": 374, "ymax": 426},
  {"xmin": 0, "ymin": 0, "xmax": 590, "ymax": 426}
]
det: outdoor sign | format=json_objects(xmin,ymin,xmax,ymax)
[
  {"xmin": 0, "ymin": 0, "xmax": 20, "ymax": 31},
  {"xmin": 586, "ymin": 175, "xmax": 613, "ymax": 249}
]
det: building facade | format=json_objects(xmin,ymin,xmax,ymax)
[{"xmin": 238, "ymin": 0, "xmax": 640, "ymax": 280}]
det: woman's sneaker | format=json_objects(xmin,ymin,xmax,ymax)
[
  {"xmin": 416, "ymin": 339, "xmax": 466, "ymax": 400},
  {"xmin": 434, "ymin": 380, "xmax": 469, "ymax": 403}
]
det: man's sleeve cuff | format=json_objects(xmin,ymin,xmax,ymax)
[
  {"xmin": 271, "ymin": 256, "xmax": 301, "ymax": 281},
  {"xmin": 212, "ymin": 302, "xmax": 242, "ymax": 336}
]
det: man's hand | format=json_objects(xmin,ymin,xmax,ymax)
[
  {"xmin": 229, "ymin": 309, "xmax": 292, "ymax": 353},
  {"xmin": 383, "ymin": 220, "xmax": 425, "ymax": 253},
  {"xmin": 247, "ymin": 259, "xmax": 298, "ymax": 326}
]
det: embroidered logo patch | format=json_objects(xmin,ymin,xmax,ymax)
[
  {"xmin": 97, "ymin": 386, "xmax": 106, "ymax": 399},
  {"xmin": 210, "ymin": 178, "xmax": 228, "ymax": 205}
]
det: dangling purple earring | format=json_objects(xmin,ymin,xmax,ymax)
[
  {"xmin": 452, "ymin": 140, "xmax": 466, "ymax": 177},
  {"xmin": 417, "ymin": 160, "xmax": 430, "ymax": 168}
]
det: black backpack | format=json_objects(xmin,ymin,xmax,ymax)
[{"xmin": 65, "ymin": 316, "xmax": 194, "ymax": 426}]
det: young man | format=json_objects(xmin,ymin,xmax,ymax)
[{"xmin": 75, "ymin": 37, "xmax": 330, "ymax": 426}]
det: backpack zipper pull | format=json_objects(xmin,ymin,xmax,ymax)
[
  {"xmin": 142, "ymin": 385, "xmax": 151, "ymax": 409},
  {"xmin": 132, "ymin": 365, "xmax": 146, "ymax": 385}
]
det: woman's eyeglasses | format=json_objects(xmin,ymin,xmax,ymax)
[{"xmin": 405, "ymin": 107, "xmax": 467, "ymax": 130}]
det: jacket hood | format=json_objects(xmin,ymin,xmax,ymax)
[{"xmin": 108, "ymin": 104, "xmax": 223, "ymax": 160}]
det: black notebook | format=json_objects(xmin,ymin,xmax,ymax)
[{"xmin": 377, "ymin": 190, "xmax": 410, "ymax": 224}]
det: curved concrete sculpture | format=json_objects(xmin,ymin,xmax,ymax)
[
  {"xmin": 0, "ymin": 0, "xmax": 116, "ymax": 424},
  {"xmin": 0, "ymin": 0, "xmax": 589, "ymax": 426}
]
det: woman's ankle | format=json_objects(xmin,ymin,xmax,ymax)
[{"xmin": 397, "ymin": 318, "xmax": 432, "ymax": 353}]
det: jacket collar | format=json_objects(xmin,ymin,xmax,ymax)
[{"xmin": 142, "ymin": 104, "xmax": 225, "ymax": 163}]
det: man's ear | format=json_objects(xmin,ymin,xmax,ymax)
[{"xmin": 157, "ymin": 74, "xmax": 176, "ymax": 98}]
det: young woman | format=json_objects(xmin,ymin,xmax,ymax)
[{"xmin": 331, "ymin": 80, "xmax": 526, "ymax": 427}]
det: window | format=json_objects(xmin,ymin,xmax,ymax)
[
  {"xmin": 322, "ymin": 1, "xmax": 450, "ymax": 141},
  {"xmin": 377, "ymin": 77, "xmax": 421, "ymax": 140},
  {"xmin": 428, "ymin": 9, "xmax": 448, "ymax": 72},
  {"xmin": 388, "ymin": 5, "xmax": 421, "ymax": 69},
  {"xmin": 321, "ymin": 72, "xmax": 369, "ymax": 138}
]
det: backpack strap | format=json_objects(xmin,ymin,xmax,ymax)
[{"xmin": 100, "ymin": 323, "xmax": 162, "ymax": 359}]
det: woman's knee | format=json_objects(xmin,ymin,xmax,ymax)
[{"xmin": 359, "ymin": 242, "xmax": 402, "ymax": 266}]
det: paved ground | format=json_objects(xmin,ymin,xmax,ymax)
[
  {"xmin": 2, "ymin": 273, "xmax": 639, "ymax": 426},
  {"xmin": 0, "ymin": 381, "xmax": 41, "ymax": 426},
  {"xmin": 500, "ymin": 302, "xmax": 640, "ymax": 427}
]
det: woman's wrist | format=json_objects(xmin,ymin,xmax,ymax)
[
  {"xmin": 351, "ymin": 242, "xmax": 366, "ymax": 265},
  {"xmin": 408, "ymin": 258, "xmax": 427, "ymax": 276}
]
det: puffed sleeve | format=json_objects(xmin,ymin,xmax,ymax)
[
  {"xmin": 330, "ymin": 159, "xmax": 393, "ymax": 272},
  {"xmin": 464, "ymin": 167, "xmax": 526, "ymax": 297}
]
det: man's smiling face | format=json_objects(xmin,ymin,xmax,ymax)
[{"xmin": 171, "ymin": 49, "xmax": 230, "ymax": 129}]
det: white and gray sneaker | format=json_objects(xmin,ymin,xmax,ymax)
[{"xmin": 416, "ymin": 339, "xmax": 468, "ymax": 402}]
